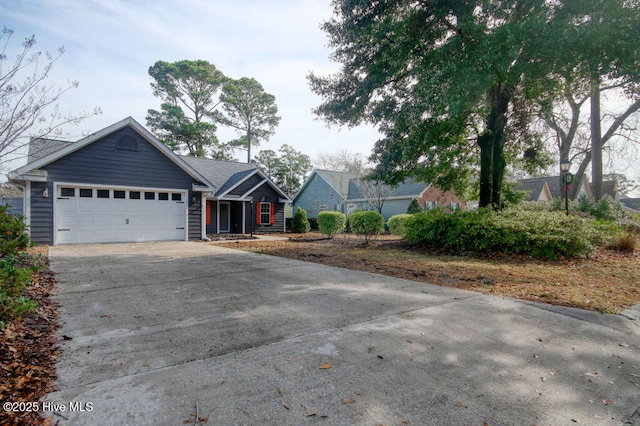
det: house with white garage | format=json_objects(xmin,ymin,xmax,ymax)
[{"xmin": 8, "ymin": 117, "xmax": 290, "ymax": 245}]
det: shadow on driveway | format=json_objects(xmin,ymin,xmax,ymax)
[{"xmin": 45, "ymin": 242, "xmax": 640, "ymax": 425}]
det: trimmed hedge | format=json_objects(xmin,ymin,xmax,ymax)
[
  {"xmin": 387, "ymin": 214, "xmax": 412, "ymax": 235},
  {"xmin": 403, "ymin": 207, "xmax": 617, "ymax": 259},
  {"xmin": 349, "ymin": 210, "xmax": 384, "ymax": 243},
  {"xmin": 317, "ymin": 211, "xmax": 346, "ymax": 239},
  {"xmin": 291, "ymin": 207, "xmax": 311, "ymax": 233}
]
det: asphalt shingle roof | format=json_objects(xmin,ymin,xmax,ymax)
[
  {"xmin": 313, "ymin": 169, "xmax": 427, "ymax": 200},
  {"xmin": 27, "ymin": 138, "xmax": 73, "ymax": 163},
  {"xmin": 180, "ymin": 156, "xmax": 257, "ymax": 195}
]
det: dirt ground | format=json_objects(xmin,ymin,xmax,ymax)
[{"xmin": 219, "ymin": 232, "xmax": 640, "ymax": 315}]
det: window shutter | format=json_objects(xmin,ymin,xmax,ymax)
[
  {"xmin": 206, "ymin": 201, "xmax": 211, "ymax": 225},
  {"xmin": 270, "ymin": 202, "xmax": 275, "ymax": 225},
  {"xmin": 255, "ymin": 202, "xmax": 261, "ymax": 224}
]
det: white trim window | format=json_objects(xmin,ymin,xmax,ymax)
[{"xmin": 260, "ymin": 201, "xmax": 271, "ymax": 225}]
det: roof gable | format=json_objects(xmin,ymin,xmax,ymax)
[
  {"xmin": 180, "ymin": 155, "xmax": 291, "ymax": 201},
  {"xmin": 27, "ymin": 138, "xmax": 73, "ymax": 163},
  {"xmin": 294, "ymin": 169, "xmax": 429, "ymax": 203},
  {"xmin": 10, "ymin": 117, "xmax": 213, "ymax": 190}
]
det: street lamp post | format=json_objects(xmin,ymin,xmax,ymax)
[{"xmin": 560, "ymin": 158, "xmax": 572, "ymax": 216}]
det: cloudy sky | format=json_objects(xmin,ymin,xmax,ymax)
[
  {"xmin": 3, "ymin": 0, "xmax": 639, "ymax": 190},
  {"xmin": 1, "ymin": 0, "xmax": 380, "ymax": 168}
]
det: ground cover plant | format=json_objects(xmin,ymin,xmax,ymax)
[{"xmin": 0, "ymin": 205, "xmax": 59, "ymax": 425}]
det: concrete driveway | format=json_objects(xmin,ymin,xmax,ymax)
[{"xmin": 46, "ymin": 241, "xmax": 640, "ymax": 425}]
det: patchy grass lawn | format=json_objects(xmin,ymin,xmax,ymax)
[{"xmin": 219, "ymin": 233, "xmax": 640, "ymax": 314}]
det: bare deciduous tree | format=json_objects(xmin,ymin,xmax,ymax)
[
  {"xmin": 353, "ymin": 177, "xmax": 395, "ymax": 214},
  {"xmin": 0, "ymin": 27, "xmax": 101, "ymax": 170}
]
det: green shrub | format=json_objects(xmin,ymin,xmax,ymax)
[
  {"xmin": 387, "ymin": 214, "xmax": 413, "ymax": 235},
  {"xmin": 0, "ymin": 204, "xmax": 30, "ymax": 257},
  {"xmin": 402, "ymin": 207, "xmax": 617, "ymax": 259},
  {"xmin": 349, "ymin": 210, "xmax": 384, "ymax": 243},
  {"xmin": 576, "ymin": 195, "xmax": 624, "ymax": 221},
  {"xmin": 0, "ymin": 204, "xmax": 41, "ymax": 328},
  {"xmin": 317, "ymin": 211, "xmax": 346, "ymax": 239},
  {"xmin": 291, "ymin": 207, "xmax": 311, "ymax": 233},
  {"xmin": 406, "ymin": 198, "xmax": 422, "ymax": 214}
]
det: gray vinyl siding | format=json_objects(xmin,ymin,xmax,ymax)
[
  {"xmin": 380, "ymin": 199, "xmax": 412, "ymax": 222},
  {"xmin": 30, "ymin": 128, "xmax": 202, "ymax": 244},
  {"xmin": 229, "ymin": 173, "xmax": 262, "ymax": 196},
  {"xmin": 1, "ymin": 197, "xmax": 23, "ymax": 216},
  {"xmin": 29, "ymin": 182, "xmax": 54, "ymax": 244},
  {"xmin": 246, "ymin": 183, "xmax": 285, "ymax": 233}
]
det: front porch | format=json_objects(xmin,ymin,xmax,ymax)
[{"xmin": 206, "ymin": 200, "xmax": 249, "ymax": 234}]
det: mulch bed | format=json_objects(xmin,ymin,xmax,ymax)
[{"xmin": 0, "ymin": 252, "xmax": 60, "ymax": 426}]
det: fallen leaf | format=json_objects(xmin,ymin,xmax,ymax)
[
  {"xmin": 377, "ymin": 355, "xmax": 384, "ymax": 359},
  {"xmin": 319, "ymin": 363, "xmax": 332, "ymax": 369},
  {"xmin": 277, "ymin": 387, "xmax": 282, "ymax": 395},
  {"xmin": 62, "ymin": 335, "xmax": 73, "ymax": 340},
  {"xmin": 342, "ymin": 398, "xmax": 355, "ymax": 404},
  {"xmin": 261, "ymin": 362, "xmax": 267, "ymax": 367},
  {"xmin": 402, "ymin": 421, "xmax": 411, "ymax": 425},
  {"xmin": 406, "ymin": 340, "xmax": 413, "ymax": 344},
  {"xmin": 585, "ymin": 372, "xmax": 600, "ymax": 377},
  {"xmin": 182, "ymin": 420, "xmax": 194, "ymax": 424},
  {"xmin": 602, "ymin": 399, "xmax": 612, "ymax": 405},
  {"xmin": 283, "ymin": 404, "xmax": 290, "ymax": 410},
  {"xmin": 629, "ymin": 373, "xmax": 640, "ymax": 378}
]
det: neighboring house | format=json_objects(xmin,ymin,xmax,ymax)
[
  {"xmin": 8, "ymin": 117, "xmax": 290, "ymax": 245},
  {"xmin": 620, "ymin": 197, "xmax": 640, "ymax": 213},
  {"xmin": 592, "ymin": 180, "xmax": 619, "ymax": 201},
  {"xmin": 292, "ymin": 169, "xmax": 465, "ymax": 222},
  {"xmin": 513, "ymin": 178, "xmax": 553, "ymax": 202},
  {"xmin": 517, "ymin": 175, "xmax": 593, "ymax": 200},
  {"xmin": 0, "ymin": 196, "xmax": 24, "ymax": 217}
]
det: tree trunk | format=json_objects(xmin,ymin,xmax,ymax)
[
  {"xmin": 591, "ymin": 79, "xmax": 603, "ymax": 201},
  {"xmin": 569, "ymin": 150, "xmax": 591, "ymax": 200},
  {"xmin": 246, "ymin": 127, "xmax": 252, "ymax": 163},
  {"xmin": 478, "ymin": 133, "xmax": 493, "ymax": 208},
  {"xmin": 477, "ymin": 85, "xmax": 511, "ymax": 209}
]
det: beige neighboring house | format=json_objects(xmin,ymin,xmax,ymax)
[{"xmin": 513, "ymin": 178, "xmax": 553, "ymax": 202}]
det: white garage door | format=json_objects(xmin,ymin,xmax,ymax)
[{"xmin": 55, "ymin": 185, "xmax": 187, "ymax": 244}]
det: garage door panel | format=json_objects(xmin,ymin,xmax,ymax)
[{"xmin": 55, "ymin": 186, "xmax": 187, "ymax": 244}]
